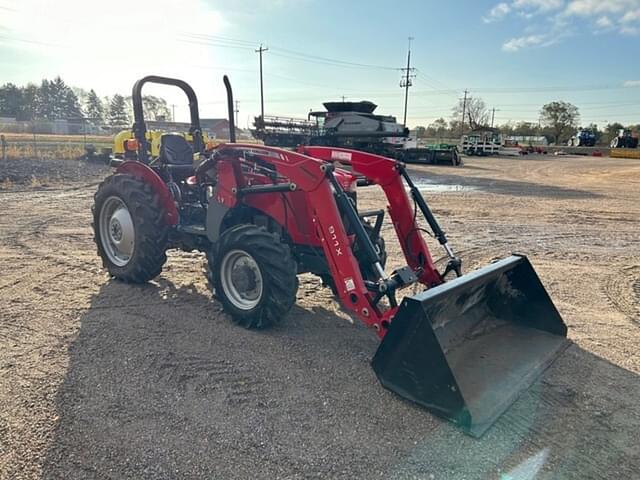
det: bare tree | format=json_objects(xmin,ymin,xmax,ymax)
[
  {"xmin": 452, "ymin": 96, "xmax": 489, "ymax": 130},
  {"xmin": 125, "ymin": 95, "xmax": 172, "ymax": 121}
]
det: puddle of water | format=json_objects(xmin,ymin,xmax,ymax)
[{"xmin": 411, "ymin": 179, "xmax": 479, "ymax": 193}]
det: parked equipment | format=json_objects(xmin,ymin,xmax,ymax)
[
  {"xmin": 93, "ymin": 75, "xmax": 568, "ymax": 437},
  {"xmin": 84, "ymin": 126, "xmax": 215, "ymax": 165},
  {"xmin": 252, "ymin": 115, "xmax": 313, "ymax": 147},
  {"xmin": 461, "ymin": 128, "xmax": 501, "ymax": 156},
  {"xmin": 610, "ymin": 129, "xmax": 638, "ymax": 148},
  {"xmin": 397, "ymin": 142, "xmax": 461, "ymax": 165},
  {"xmin": 567, "ymin": 129, "xmax": 596, "ymax": 147},
  {"xmin": 252, "ymin": 101, "xmax": 462, "ymax": 166}
]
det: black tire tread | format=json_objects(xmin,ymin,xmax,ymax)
[
  {"xmin": 92, "ymin": 174, "xmax": 168, "ymax": 283},
  {"xmin": 207, "ymin": 224, "xmax": 298, "ymax": 329}
]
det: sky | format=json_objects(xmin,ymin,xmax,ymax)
[{"xmin": 1, "ymin": 0, "xmax": 639, "ymax": 128}]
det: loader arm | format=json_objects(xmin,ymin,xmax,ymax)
[{"xmin": 298, "ymin": 146, "xmax": 445, "ymax": 286}]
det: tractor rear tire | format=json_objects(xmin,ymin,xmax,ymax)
[
  {"xmin": 208, "ymin": 224, "xmax": 298, "ymax": 329},
  {"xmin": 93, "ymin": 174, "xmax": 169, "ymax": 283}
]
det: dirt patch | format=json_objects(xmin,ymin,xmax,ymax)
[
  {"xmin": 1, "ymin": 155, "xmax": 639, "ymax": 479},
  {"xmin": 0, "ymin": 157, "xmax": 109, "ymax": 189}
]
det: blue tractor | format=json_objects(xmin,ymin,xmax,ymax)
[{"xmin": 568, "ymin": 129, "xmax": 597, "ymax": 147}]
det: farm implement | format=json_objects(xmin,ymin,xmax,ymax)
[{"xmin": 93, "ymin": 75, "xmax": 568, "ymax": 436}]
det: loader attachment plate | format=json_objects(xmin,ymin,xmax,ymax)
[{"xmin": 372, "ymin": 255, "xmax": 568, "ymax": 437}]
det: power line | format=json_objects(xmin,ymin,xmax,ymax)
[
  {"xmin": 414, "ymin": 69, "xmax": 452, "ymax": 91},
  {"xmin": 177, "ymin": 37, "xmax": 255, "ymax": 51},
  {"xmin": 407, "ymin": 84, "xmax": 640, "ymax": 96},
  {"xmin": 270, "ymin": 46, "xmax": 399, "ymax": 71},
  {"xmin": 180, "ymin": 32, "xmax": 399, "ymax": 71},
  {"xmin": 181, "ymin": 33, "xmax": 255, "ymax": 47}
]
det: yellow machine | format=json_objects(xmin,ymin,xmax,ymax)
[{"xmin": 112, "ymin": 129, "xmax": 215, "ymax": 160}]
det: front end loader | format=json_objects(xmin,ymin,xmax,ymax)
[{"xmin": 92, "ymin": 75, "xmax": 568, "ymax": 437}]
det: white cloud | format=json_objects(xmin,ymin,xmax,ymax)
[
  {"xmin": 564, "ymin": 0, "xmax": 633, "ymax": 16},
  {"xmin": 623, "ymin": 80, "xmax": 640, "ymax": 87},
  {"xmin": 595, "ymin": 15, "xmax": 614, "ymax": 28},
  {"xmin": 502, "ymin": 32, "xmax": 565, "ymax": 51},
  {"xmin": 484, "ymin": 0, "xmax": 563, "ymax": 23},
  {"xmin": 621, "ymin": 9, "xmax": 640, "ymax": 22},
  {"xmin": 562, "ymin": 1, "xmax": 640, "ymax": 35},
  {"xmin": 484, "ymin": 2, "xmax": 512, "ymax": 22},
  {"xmin": 512, "ymin": 0, "xmax": 564, "ymax": 12},
  {"xmin": 621, "ymin": 25, "xmax": 640, "ymax": 34},
  {"xmin": 485, "ymin": 0, "xmax": 640, "ymax": 50}
]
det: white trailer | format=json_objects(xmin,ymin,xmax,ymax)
[{"xmin": 461, "ymin": 128, "xmax": 501, "ymax": 156}]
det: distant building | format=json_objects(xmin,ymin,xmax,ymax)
[
  {"xmin": 147, "ymin": 118, "xmax": 231, "ymax": 139},
  {"xmin": 0, "ymin": 117, "xmax": 87, "ymax": 135}
]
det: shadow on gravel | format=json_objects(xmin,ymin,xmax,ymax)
[
  {"xmin": 43, "ymin": 278, "xmax": 640, "ymax": 479},
  {"xmin": 408, "ymin": 169, "xmax": 602, "ymax": 199}
]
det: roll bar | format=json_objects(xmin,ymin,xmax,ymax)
[{"xmin": 131, "ymin": 75, "xmax": 203, "ymax": 163}]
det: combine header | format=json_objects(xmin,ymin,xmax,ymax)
[
  {"xmin": 93, "ymin": 75, "xmax": 568, "ymax": 436},
  {"xmin": 252, "ymin": 100, "xmax": 462, "ymax": 166}
]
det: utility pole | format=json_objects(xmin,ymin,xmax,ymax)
[
  {"xmin": 234, "ymin": 100, "xmax": 240, "ymax": 129},
  {"xmin": 171, "ymin": 104, "xmax": 176, "ymax": 122},
  {"xmin": 460, "ymin": 89, "xmax": 468, "ymax": 136},
  {"xmin": 400, "ymin": 36, "xmax": 416, "ymax": 127},
  {"xmin": 255, "ymin": 44, "xmax": 268, "ymax": 120},
  {"xmin": 491, "ymin": 108, "xmax": 496, "ymax": 128},
  {"xmin": 1, "ymin": 134, "xmax": 6, "ymax": 162}
]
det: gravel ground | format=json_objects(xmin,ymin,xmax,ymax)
[{"xmin": 0, "ymin": 154, "xmax": 639, "ymax": 479}]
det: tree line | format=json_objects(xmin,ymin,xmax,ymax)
[
  {"xmin": 416, "ymin": 96, "xmax": 639, "ymax": 146},
  {"xmin": 0, "ymin": 77, "xmax": 172, "ymax": 128}
]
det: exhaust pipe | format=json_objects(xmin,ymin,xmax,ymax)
[{"xmin": 223, "ymin": 75, "xmax": 236, "ymax": 143}]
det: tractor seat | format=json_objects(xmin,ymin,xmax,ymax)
[{"xmin": 160, "ymin": 134, "xmax": 194, "ymax": 180}]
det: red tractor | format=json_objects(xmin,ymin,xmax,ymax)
[{"xmin": 93, "ymin": 76, "xmax": 568, "ymax": 436}]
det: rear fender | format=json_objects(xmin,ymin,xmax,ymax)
[{"xmin": 116, "ymin": 161, "xmax": 178, "ymax": 225}]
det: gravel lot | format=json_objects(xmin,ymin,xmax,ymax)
[{"xmin": 1, "ymin": 154, "xmax": 639, "ymax": 479}]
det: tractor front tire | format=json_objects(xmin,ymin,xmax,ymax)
[
  {"xmin": 208, "ymin": 224, "xmax": 298, "ymax": 329},
  {"xmin": 93, "ymin": 174, "xmax": 169, "ymax": 283}
]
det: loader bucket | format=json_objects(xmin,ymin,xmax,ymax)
[{"xmin": 371, "ymin": 255, "xmax": 568, "ymax": 437}]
